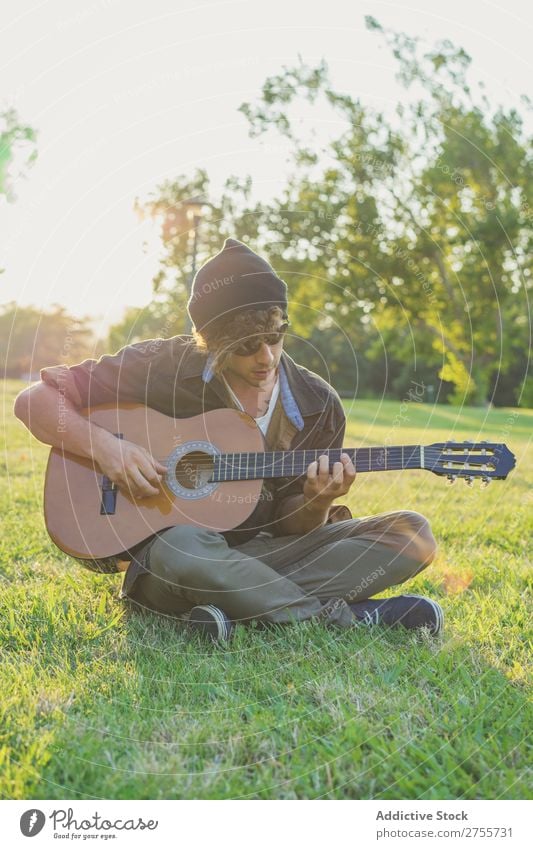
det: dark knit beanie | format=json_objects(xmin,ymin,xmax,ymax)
[{"xmin": 187, "ymin": 238, "xmax": 288, "ymax": 331}]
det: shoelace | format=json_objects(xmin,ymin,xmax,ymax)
[{"xmin": 363, "ymin": 609, "xmax": 381, "ymax": 626}]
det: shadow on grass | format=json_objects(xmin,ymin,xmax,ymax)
[{"xmin": 9, "ymin": 586, "xmax": 530, "ymax": 801}]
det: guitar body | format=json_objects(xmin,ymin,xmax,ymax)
[
  {"xmin": 44, "ymin": 402, "xmax": 516, "ymax": 562},
  {"xmin": 44, "ymin": 405, "xmax": 264, "ymax": 560}
]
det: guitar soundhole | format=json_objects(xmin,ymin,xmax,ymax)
[{"xmin": 174, "ymin": 451, "xmax": 215, "ymax": 490}]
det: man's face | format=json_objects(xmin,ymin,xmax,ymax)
[{"xmin": 223, "ymin": 320, "xmax": 288, "ymax": 388}]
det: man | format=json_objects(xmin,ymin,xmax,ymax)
[{"xmin": 14, "ymin": 238, "xmax": 441, "ymax": 641}]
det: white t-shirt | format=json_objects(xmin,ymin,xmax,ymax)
[{"xmin": 222, "ymin": 374, "xmax": 280, "ymax": 436}]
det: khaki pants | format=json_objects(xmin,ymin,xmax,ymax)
[{"xmin": 124, "ymin": 511, "xmax": 437, "ymax": 629}]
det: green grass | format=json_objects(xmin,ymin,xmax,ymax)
[{"xmin": 1, "ymin": 379, "xmax": 531, "ymax": 800}]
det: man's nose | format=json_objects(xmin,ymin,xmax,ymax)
[{"xmin": 255, "ymin": 342, "xmax": 275, "ymax": 365}]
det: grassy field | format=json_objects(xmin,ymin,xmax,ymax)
[{"xmin": 1, "ymin": 379, "xmax": 531, "ymax": 800}]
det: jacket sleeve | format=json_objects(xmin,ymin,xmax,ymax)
[{"xmin": 40, "ymin": 339, "xmax": 172, "ymax": 408}]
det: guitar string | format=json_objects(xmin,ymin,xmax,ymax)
[
  {"xmin": 104, "ymin": 448, "xmax": 493, "ymax": 485},
  {"xmin": 150, "ymin": 448, "xmax": 490, "ymax": 462},
  {"xmin": 149, "ymin": 450, "xmax": 491, "ymax": 470},
  {"xmin": 152, "ymin": 451, "xmax": 490, "ymax": 465},
  {"xmin": 147, "ymin": 450, "xmax": 493, "ymax": 480}
]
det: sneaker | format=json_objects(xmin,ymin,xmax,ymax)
[
  {"xmin": 188, "ymin": 604, "xmax": 234, "ymax": 642},
  {"xmin": 350, "ymin": 594, "xmax": 444, "ymax": 635}
]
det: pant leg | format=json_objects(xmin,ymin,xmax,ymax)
[
  {"xmin": 237, "ymin": 511, "xmax": 437, "ymax": 603},
  {"xmin": 125, "ymin": 524, "xmax": 355, "ymax": 627},
  {"xmin": 262, "ymin": 538, "xmax": 425, "ymax": 602}
]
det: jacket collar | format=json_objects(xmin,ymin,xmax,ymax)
[
  {"xmin": 174, "ymin": 338, "xmax": 324, "ymax": 428},
  {"xmin": 173, "ymin": 336, "xmax": 208, "ymax": 379},
  {"xmin": 203, "ymin": 348, "xmax": 327, "ymax": 430},
  {"xmin": 278, "ymin": 351, "xmax": 327, "ymax": 417}
]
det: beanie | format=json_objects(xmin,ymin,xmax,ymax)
[{"xmin": 187, "ymin": 238, "xmax": 288, "ymax": 331}]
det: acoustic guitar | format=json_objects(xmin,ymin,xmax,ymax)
[{"xmin": 43, "ymin": 404, "xmax": 516, "ymax": 560}]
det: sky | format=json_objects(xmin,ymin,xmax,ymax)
[{"xmin": 1, "ymin": 0, "xmax": 532, "ymax": 334}]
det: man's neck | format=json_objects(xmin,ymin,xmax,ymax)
[{"xmin": 222, "ymin": 368, "xmax": 278, "ymax": 417}]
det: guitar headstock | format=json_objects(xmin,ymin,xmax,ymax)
[{"xmin": 426, "ymin": 442, "xmax": 516, "ymax": 486}]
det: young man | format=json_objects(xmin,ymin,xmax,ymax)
[{"xmin": 15, "ymin": 238, "xmax": 441, "ymax": 641}]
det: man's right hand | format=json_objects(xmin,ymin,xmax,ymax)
[{"xmin": 93, "ymin": 432, "xmax": 167, "ymax": 499}]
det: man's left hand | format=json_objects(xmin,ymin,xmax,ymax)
[{"xmin": 303, "ymin": 453, "xmax": 356, "ymax": 509}]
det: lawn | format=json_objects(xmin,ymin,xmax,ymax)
[{"xmin": 1, "ymin": 379, "xmax": 531, "ymax": 800}]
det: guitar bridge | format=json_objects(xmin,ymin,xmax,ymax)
[
  {"xmin": 100, "ymin": 433, "xmax": 122, "ymax": 515},
  {"xmin": 100, "ymin": 476, "xmax": 118, "ymax": 515}
]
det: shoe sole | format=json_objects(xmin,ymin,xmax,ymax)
[{"xmin": 188, "ymin": 604, "xmax": 232, "ymax": 642}]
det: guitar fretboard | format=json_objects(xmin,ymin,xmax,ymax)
[{"xmin": 211, "ymin": 446, "xmax": 424, "ymax": 482}]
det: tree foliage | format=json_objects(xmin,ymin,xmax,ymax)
[
  {"xmin": 237, "ymin": 21, "xmax": 532, "ymax": 405},
  {"xmin": 132, "ymin": 170, "xmax": 264, "ymax": 329},
  {"xmin": 0, "ymin": 108, "xmax": 37, "ymax": 202},
  {"xmin": 0, "ymin": 303, "xmax": 95, "ymax": 378},
  {"xmin": 118, "ymin": 21, "xmax": 531, "ymax": 406}
]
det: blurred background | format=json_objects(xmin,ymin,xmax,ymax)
[{"xmin": 1, "ymin": 0, "xmax": 531, "ymax": 407}]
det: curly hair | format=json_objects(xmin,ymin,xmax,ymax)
[{"xmin": 193, "ymin": 306, "xmax": 286, "ymax": 374}]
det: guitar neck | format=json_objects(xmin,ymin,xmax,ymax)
[{"xmin": 212, "ymin": 446, "xmax": 424, "ymax": 482}]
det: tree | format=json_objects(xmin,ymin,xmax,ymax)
[
  {"xmin": 0, "ymin": 108, "xmax": 37, "ymax": 202},
  {"xmin": 107, "ymin": 302, "xmax": 182, "ymax": 352},
  {"xmin": 0, "ymin": 303, "xmax": 95, "ymax": 378},
  {"xmin": 124, "ymin": 21, "xmax": 531, "ymax": 405},
  {"xmin": 236, "ymin": 21, "xmax": 532, "ymax": 405},
  {"xmin": 132, "ymin": 170, "xmax": 265, "ymax": 333}
]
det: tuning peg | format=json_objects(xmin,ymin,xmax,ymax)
[
  {"xmin": 464, "ymin": 477, "xmax": 474, "ymax": 487},
  {"xmin": 446, "ymin": 475, "xmax": 456, "ymax": 485},
  {"xmin": 481, "ymin": 477, "xmax": 491, "ymax": 488}
]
